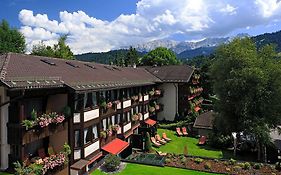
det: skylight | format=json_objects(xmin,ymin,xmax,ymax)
[
  {"xmin": 66, "ymin": 62, "xmax": 79, "ymax": 68},
  {"xmin": 40, "ymin": 59, "xmax": 56, "ymax": 66},
  {"xmin": 85, "ymin": 64, "xmax": 96, "ymax": 69}
]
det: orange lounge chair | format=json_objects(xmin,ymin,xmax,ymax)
[
  {"xmin": 182, "ymin": 127, "xmax": 188, "ymax": 136},
  {"xmin": 198, "ymin": 136, "xmax": 206, "ymax": 145},
  {"xmin": 162, "ymin": 133, "xmax": 172, "ymax": 142},
  {"xmin": 151, "ymin": 137, "xmax": 161, "ymax": 147},
  {"xmin": 176, "ymin": 127, "xmax": 183, "ymax": 136},
  {"xmin": 155, "ymin": 134, "xmax": 167, "ymax": 144}
]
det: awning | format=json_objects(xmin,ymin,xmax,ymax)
[
  {"xmin": 145, "ymin": 119, "xmax": 157, "ymax": 126},
  {"xmin": 194, "ymin": 106, "xmax": 201, "ymax": 112},
  {"xmin": 102, "ymin": 138, "xmax": 129, "ymax": 155}
]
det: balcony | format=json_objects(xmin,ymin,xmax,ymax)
[
  {"xmin": 144, "ymin": 95, "xmax": 149, "ymax": 102},
  {"xmin": 123, "ymin": 99, "xmax": 132, "ymax": 108},
  {"xmin": 8, "ymin": 115, "xmax": 68, "ymax": 145},
  {"xmin": 123, "ymin": 122, "xmax": 132, "ymax": 133},
  {"xmin": 143, "ymin": 112, "xmax": 149, "ymax": 120},
  {"xmin": 84, "ymin": 140, "xmax": 100, "ymax": 157},
  {"xmin": 100, "ymin": 130, "xmax": 118, "ymax": 147}
]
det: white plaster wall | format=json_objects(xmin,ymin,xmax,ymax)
[
  {"xmin": 123, "ymin": 122, "xmax": 132, "ymax": 133},
  {"xmin": 158, "ymin": 83, "xmax": 178, "ymax": 121},
  {"xmin": 84, "ymin": 108, "xmax": 99, "ymax": 122},
  {"xmin": 123, "ymin": 100, "xmax": 131, "ymax": 108},
  {"xmin": 84, "ymin": 141, "xmax": 99, "ymax": 157},
  {"xmin": 0, "ymin": 87, "xmax": 10, "ymax": 170}
]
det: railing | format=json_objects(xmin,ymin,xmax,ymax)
[
  {"xmin": 144, "ymin": 95, "xmax": 149, "ymax": 102},
  {"xmin": 123, "ymin": 122, "xmax": 132, "ymax": 133},
  {"xmin": 84, "ymin": 108, "xmax": 99, "ymax": 122},
  {"xmin": 123, "ymin": 99, "xmax": 132, "ymax": 108},
  {"xmin": 8, "ymin": 121, "xmax": 68, "ymax": 145},
  {"xmin": 84, "ymin": 140, "xmax": 100, "ymax": 157},
  {"xmin": 143, "ymin": 112, "xmax": 149, "ymax": 120}
]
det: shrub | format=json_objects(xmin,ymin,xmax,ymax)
[
  {"xmin": 204, "ymin": 162, "xmax": 212, "ymax": 170},
  {"xmin": 243, "ymin": 162, "xmax": 251, "ymax": 170},
  {"xmin": 158, "ymin": 120, "xmax": 190, "ymax": 130},
  {"xmin": 253, "ymin": 163, "xmax": 261, "ymax": 169},
  {"xmin": 208, "ymin": 133, "xmax": 232, "ymax": 149},
  {"xmin": 165, "ymin": 158, "xmax": 171, "ymax": 164},
  {"xmin": 145, "ymin": 132, "xmax": 153, "ymax": 152},
  {"xmin": 233, "ymin": 165, "xmax": 242, "ymax": 171},
  {"xmin": 194, "ymin": 158, "xmax": 204, "ymax": 164},
  {"xmin": 104, "ymin": 154, "xmax": 121, "ymax": 172},
  {"xmin": 276, "ymin": 162, "xmax": 281, "ymax": 171},
  {"xmin": 229, "ymin": 158, "xmax": 236, "ymax": 165}
]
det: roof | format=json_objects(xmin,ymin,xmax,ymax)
[
  {"xmin": 0, "ymin": 53, "xmax": 160, "ymax": 91},
  {"xmin": 144, "ymin": 118, "xmax": 157, "ymax": 126},
  {"xmin": 193, "ymin": 111, "xmax": 215, "ymax": 130},
  {"xmin": 101, "ymin": 138, "xmax": 129, "ymax": 155},
  {"xmin": 145, "ymin": 65, "xmax": 194, "ymax": 83}
]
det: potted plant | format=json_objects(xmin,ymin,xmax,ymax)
[
  {"xmin": 137, "ymin": 113, "xmax": 143, "ymax": 119},
  {"xmin": 100, "ymin": 131, "xmax": 107, "ymax": 139},
  {"xmin": 107, "ymin": 102, "xmax": 113, "ymax": 109},
  {"xmin": 132, "ymin": 114, "xmax": 139, "ymax": 121},
  {"xmin": 100, "ymin": 101, "xmax": 107, "ymax": 108},
  {"xmin": 106, "ymin": 129, "xmax": 113, "ymax": 137},
  {"xmin": 149, "ymin": 106, "xmax": 155, "ymax": 113}
]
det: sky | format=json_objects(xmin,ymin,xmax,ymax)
[{"xmin": 1, "ymin": 0, "xmax": 281, "ymax": 54}]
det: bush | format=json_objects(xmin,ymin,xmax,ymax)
[
  {"xmin": 104, "ymin": 154, "xmax": 121, "ymax": 172},
  {"xmin": 158, "ymin": 120, "xmax": 190, "ymax": 130},
  {"xmin": 208, "ymin": 133, "xmax": 232, "ymax": 149},
  {"xmin": 233, "ymin": 165, "xmax": 242, "ymax": 171},
  {"xmin": 165, "ymin": 158, "xmax": 171, "ymax": 164},
  {"xmin": 229, "ymin": 158, "xmax": 236, "ymax": 165},
  {"xmin": 243, "ymin": 162, "xmax": 251, "ymax": 170},
  {"xmin": 276, "ymin": 162, "xmax": 281, "ymax": 171},
  {"xmin": 253, "ymin": 163, "xmax": 261, "ymax": 169},
  {"xmin": 204, "ymin": 162, "xmax": 212, "ymax": 170},
  {"xmin": 194, "ymin": 158, "xmax": 204, "ymax": 164}
]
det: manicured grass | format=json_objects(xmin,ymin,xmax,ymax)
[
  {"xmin": 0, "ymin": 173, "xmax": 12, "ymax": 175},
  {"xmin": 156, "ymin": 129, "xmax": 223, "ymax": 158},
  {"xmin": 91, "ymin": 163, "xmax": 220, "ymax": 175}
]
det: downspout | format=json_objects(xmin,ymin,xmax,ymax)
[{"xmin": 173, "ymin": 83, "xmax": 178, "ymax": 114}]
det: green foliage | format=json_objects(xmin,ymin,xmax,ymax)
[
  {"xmin": 0, "ymin": 20, "xmax": 25, "ymax": 54},
  {"xmin": 243, "ymin": 162, "xmax": 251, "ymax": 170},
  {"xmin": 14, "ymin": 161, "xmax": 43, "ymax": 175},
  {"xmin": 145, "ymin": 132, "xmax": 153, "ymax": 152},
  {"xmin": 276, "ymin": 162, "xmax": 281, "ymax": 171},
  {"xmin": 63, "ymin": 143, "xmax": 71, "ymax": 156},
  {"xmin": 104, "ymin": 154, "xmax": 121, "ymax": 172},
  {"xmin": 253, "ymin": 163, "xmax": 261, "ymax": 169},
  {"xmin": 194, "ymin": 158, "xmax": 204, "ymax": 164},
  {"xmin": 141, "ymin": 47, "xmax": 180, "ymax": 66},
  {"xmin": 31, "ymin": 35, "xmax": 74, "ymax": 59},
  {"xmin": 158, "ymin": 120, "xmax": 190, "ymax": 130},
  {"xmin": 62, "ymin": 106, "xmax": 71, "ymax": 118},
  {"xmin": 204, "ymin": 162, "xmax": 212, "ymax": 170},
  {"xmin": 208, "ymin": 133, "xmax": 231, "ymax": 149},
  {"xmin": 125, "ymin": 46, "xmax": 139, "ymax": 66},
  {"xmin": 22, "ymin": 120, "xmax": 35, "ymax": 130},
  {"xmin": 211, "ymin": 38, "xmax": 281, "ymax": 149},
  {"xmin": 229, "ymin": 158, "xmax": 236, "ymax": 165}
]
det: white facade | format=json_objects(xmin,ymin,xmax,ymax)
[
  {"xmin": 0, "ymin": 87, "xmax": 10, "ymax": 170},
  {"xmin": 158, "ymin": 83, "xmax": 178, "ymax": 121}
]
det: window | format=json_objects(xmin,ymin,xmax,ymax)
[
  {"xmin": 75, "ymin": 94, "xmax": 83, "ymax": 112},
  {"xmin": 92, "ymin": 125, "xmax": 98, "ymax": 140},
  {"xmin": 23, "ymin": 98, "xmax": 43, "ymax": 120},
  {"xmin": 136, "ymin": 106, "xmax": 139, "ymax": 113},
  {"xmin": 84, "ymin": 128, "xmax": 91, "ymax": 144},
  {"xmin": 116, "ymin": 114, "xmax": 121, "ymax": 124},
  {"xmin": 127, "ymin": 112, "xmax": 130, "ymax": 122},
  {"xmin": 102, "ymin": 119, "xmax": 107, "ymax": 131},
  {"xmin": 74, "ymin": 130, "xmax": 80, "ymax": 147},
  {"xmin": 85, "ymin": 92, "xmax": 93, "ymax": 108},
  {"xmin": 131, "ymin": 108, "xmax": 134, "ymax": 115},
  {"xmin": 92, "ymin": 92, "xmax": 97, "ymax": 106},
  {"xmin": 111, "ymin": 115, "xmax": 115, "ymax": 125}
]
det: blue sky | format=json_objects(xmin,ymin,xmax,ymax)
[{"xmin": 1, "ymin": 0, "xmax": 281, "ymax": 53}]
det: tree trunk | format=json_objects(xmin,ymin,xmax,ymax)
[{"xmin": 257, "ymin": 141, "xmax": 261, "ymax": 162}]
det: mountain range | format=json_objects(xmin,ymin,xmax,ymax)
[{"xmin": 76, "ymin": 30, "xmax": 281, "ymax": 63}]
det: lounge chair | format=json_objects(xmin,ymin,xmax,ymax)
[
  {"xmin": 182, "ymin": 127, "xmax": 188, "ymax": 136},
  {"xmin": 155, "ymin": 134, "xmax": 167, "ymax": 144},
  {"xmin": 176, "ymin": 127, "xmax": 183, "ymax": 136},
  {"xmin": 151, "ymin": 137, "xmax": 161, "ymax": 147},
  {"xmin": 156, "ymin": 150, "xmax": 167, "ymax": 156},
  {"xmin": 162, "ymin": 133, "xmax": 172, "ymax": 142},
  {"xmin": 198, "ymin": 136, "xmax": 206, "ymax": 145}
]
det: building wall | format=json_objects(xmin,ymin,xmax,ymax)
[
  {"xmin": 46, "ymin": 94, "xmax": 68, "ymax": 113},
  {"xmin": 0, "ymin": 87, "xmax": 10, "ymax": 170},
  {"xmin": 158, "ymin": 83, "xmax": 178, "ymax": 121},
  {"xmin": 49, "ymin": 125, "xmax": 68, "ymax": 153}
]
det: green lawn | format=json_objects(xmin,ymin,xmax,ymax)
[
  {"xmin": 0, "ymin": 173, "xmax": 12, "ymax": 175},
  {"xmin": 156, "ymin": 129, "xmax": 223, "ymax": 158},
  {"xmin": 91, "ymin": 163, "xmax": 220, "ymax": 175}
]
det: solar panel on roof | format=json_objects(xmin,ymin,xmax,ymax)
[{"xmin": 40, "ymin": 59, "xmax": 56, "ymax": 66}]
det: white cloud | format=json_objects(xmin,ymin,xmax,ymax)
[{"xmin": 19, "ymin": 0, "xmax": 281, "ymax": 54}]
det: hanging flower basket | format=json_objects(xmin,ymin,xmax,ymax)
[
  {"xmin": 112, "ymin": 124, "xmax": 120, "ymax": 132},
  {"xmin": 107, "ymin": 102, "xmax": 113, "ymax": 109},
  {"xmin": 149, "ymin": 106, "xmax": 155, "ymax": 113},
  {"xmin": 132, "ymin": 114, "xmax": 139, "ymax": 121},
  {"xmin": 149, "ymin": 90, "xmax": 155, "ymax": 96},
  {"xmin": 100, "ymin": 131, "xmax": 107, "ymax": 139}
]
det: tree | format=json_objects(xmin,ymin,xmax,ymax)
[
  {"xmin": 141, "ymin": 47, "xmax": 180, "ymax": 66},
  {"xmin": 145, "ymin": 132, "xmax": 153, "ymax": 152},
  {"xmin": 211, "ymin": 38, "xmax": 281, "ymax": 161},
  {"xmin": 31, "ymin": 35, "xmax": 74, "ymax": 59},
  {"xmin": 125, "ymin": 46, "xmax": 139, "ymax": 66},
  {"xmin": 0, "ymin": 19, "xmax": 25, "ymax": 54}
]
